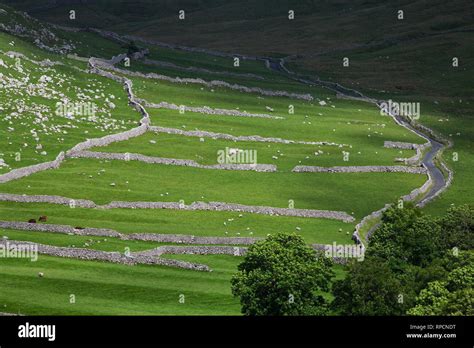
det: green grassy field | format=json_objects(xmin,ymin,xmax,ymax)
[
  {"xmin": 0, "ymin": 254, "xmax": 242, "ymax": 315},
  {"xmin": 93, "ymin": 131, "xmax": 417, "ymax": 171},
  {"xmin": 0, "ymin": 252, "xmax": 348, "ymax": 315},
  {"xmin": 0, "ymin": 33, "xmax": 138, "ymax": 174},
  {"xmin": 0, "ymin": 8, "xmax": 458, "ymax": 316},
  {"xmin": 0, "ymin": 157, "xmax": 426, "ymax": 219},
  {"xmin": 410, "ymin": 100, "xmax": 473, "ymax": 215},
  {"xmin": 0, "ymin": 202, "xmax": 354, "ymax": 244}
]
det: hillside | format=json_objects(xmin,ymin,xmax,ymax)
[
  {"xmin": 0, "ymin": 1, "xmax": 471, "ymax": 316},
  {"xmin": 5, "ymin": 0, "xmax": 474, "ymax": 98}
]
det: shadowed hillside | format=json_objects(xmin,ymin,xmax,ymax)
[{"xmin": 4, "ymin": 0, "xmax": 474, "ymax": 100}]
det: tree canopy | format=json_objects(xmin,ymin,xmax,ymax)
[{"xmin": 231, "ymin": 233, "xmax": 334, "ymax": 316}]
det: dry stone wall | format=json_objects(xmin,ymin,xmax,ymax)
[
  {"xmin": 143, "ymin": 58, "xmax": 265, "ymax": 80},
  {"xmin": 0, "ymin": 193, "xmax": 354, "ymax": 221},
  {"xmin": 0, "ymin": 221, "xmax": 122, "ymax": 238},
  {"xmin": 0, "ymin": 221, "xmax": 349, "ymax": 264},
  {"xmin": 89, "ymin": 28, "xmax": 268, "ymax": 62},
  {"xmin": 69, "ymin": 150, "xmax": 277, "ymax": 172},
  {"xmin": 149, "ymin": 126, "xmax": 344, "ymax": 147},
  {"xmin": 103, "ymin": 201, "xmax": 355, "ymax": 222},
  {"xmin": 278, "ymin": 60, "xmax": 453, "ymax": 248},
  {"xmin": 66, "ymin": 125, "xmax": 148, "ymax": 155},
  {"xmin": 64, "ymin": 57, "xmax": 150, "ymax": 155},
  {"xmin": 136, "ymin": 245, "xmax": 248, "ymax": 257},
  {"xmin": 137, "ymin": 244, "xmax": 349, "ymax": 263},
  {"xmin": 0, "ymin": 221, "xmax": 349, "ymax": 265},
  {"xmin": 401, "ymin": 167, "xmax": 432, "ymax": 202},
  {"xmin": 417, "ymin": 161, "xmax": 453, "ymax": 207},
  {"xmin": 0, "ymin": 220, "xmax": 260, "ymax": 245},
  {"xmin": 0, "ymin": 152, "xmax": 65, "ymax": 184},
  {"xmin": 0, "ymin": 193, "xmax": 96, "ymax": 207},
  {"xmin": 126, "ymin": 233, "xmax": 259, "ymax": 245},
  {"xmin": 4, "ymin": 51, "xmax": 63, "ymax": 67},
  {"xmin": 292, "ymin": 165, "xmax": 427, "ymax": 174},
  {"xmin": 0, "ymin": 239, "xmax": 210, "ymax": 271},
  {"xmin": 384, "ymin": 140, "xmax": 431, "ymax": 165},
  {"xmin": 311, "ymin": 244, "xmax": 352, "ymax": 265},
  {"xmin": 100, "ymin": 63, "xmax": 313, "ymax": 100},
  {"xmin": 142, "ymin": 100, "xmax": 281, "ymax": 119},
  {"xmin": 384, "ymin": 141, "xmax": 419, "ymax": 150},
  {"xmin": 353, "ymin": 204, "xmax": 391, "ymax": 243},
  {"xmin": 0, "ymin": 54, "xmax": 148, "ymax": 184},
  {"xmin": 352, "ymin": 168, "xmax": 433, "ymax": 244},
  {"xmin": 131, "ymin": 49, "xmax": 149, "ymax": 60}
]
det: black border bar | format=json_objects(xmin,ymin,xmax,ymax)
[{"xmin": 0, "ymin": 316, "xmax": 472, "ymax": 346}]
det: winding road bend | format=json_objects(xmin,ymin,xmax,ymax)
[{"xmin": 267, "ymin": 58, "xmax": 450, "ymax": 224}]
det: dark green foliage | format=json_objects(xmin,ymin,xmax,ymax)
[
  {"xmin": 408, "ymin": 251, "xmax": 474, "ymax": 315},
  {"xmin": 231, "ymin": 233, "xmax": 334, "ymax": 316},
  {"xmin": 125, "ymin": 41, "xmax": 140, "ymax": 55},
  {"xmin": 331, "ymin": 257, "xmax": 407, "ymax": 315},
  {"xmin": 439, "ymin": 204, "xmax": 474, "ymax": 251},
  {"xmin": 333, "ymin": 204, "xmax": 473, "ymax": 316},
  {"xmin": 369, "ymin": 203, "xmax": 441, "ymax": 267}
]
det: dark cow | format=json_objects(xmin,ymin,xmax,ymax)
[{"xmin": 28, "ymin": 219, "xmax": 36, "ymax": 224}]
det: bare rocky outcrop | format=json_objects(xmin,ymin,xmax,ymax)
[
  {"xmin": 0, "ymin": 11, "xmax": 75, "ymax": 54},
  {"xmin": 68, "ymin": 150, "xmax": 277, "ymax": 172},
  {"xmin": 62, "ymin": 57, "xmax": 151, "ymax": 155},
  {"xmin": 4, "ymin": 51, "xmax": 63, "ymax": 67},
  {"xmin": 292, "ymin": 165, "xmax": 427, "ymax": 174},
  {"xmin": 149, "ymin": 125, "xmax": 344, "ymax": 146},
  {"xmin": 0, "ymin": 54, "xmax": 149, "ymax": 184}
]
